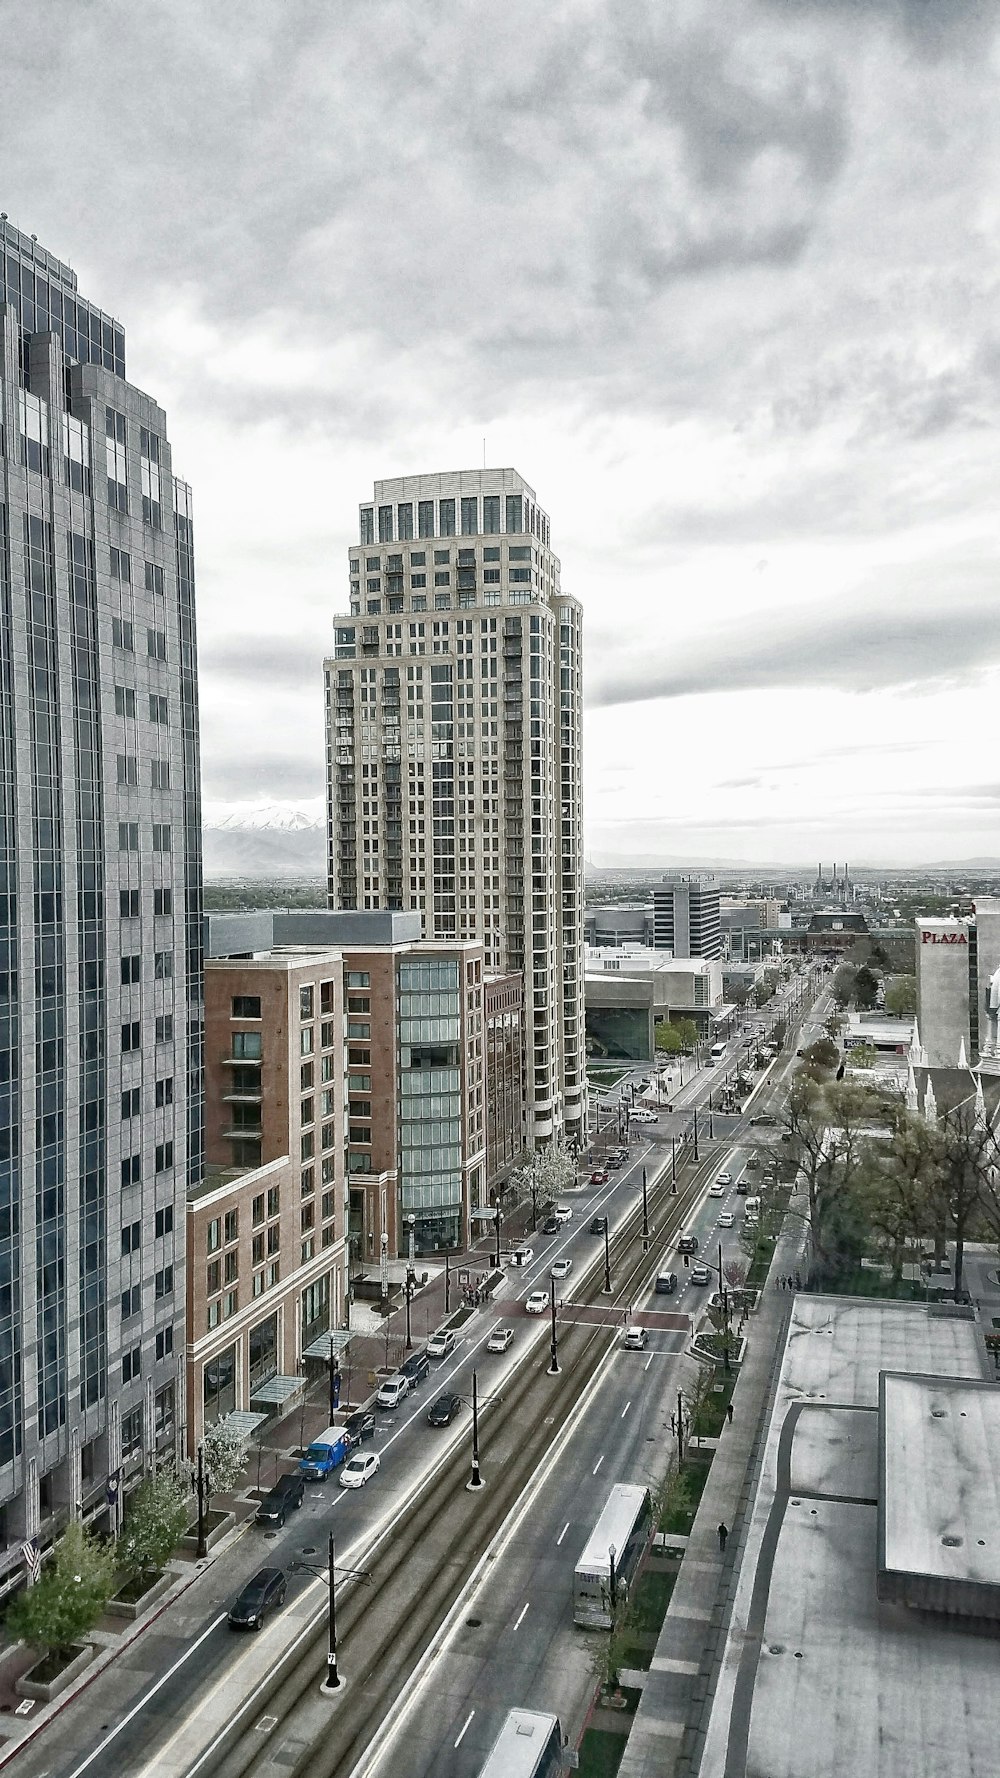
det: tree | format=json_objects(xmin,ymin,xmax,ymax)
[
  {"xmin": 848, "ymin": 1042, "xmax": 878, "ymax": 1070},
  {"xmin": 117, "ymin": 1467, "xmax": 191, "ymax": 1579},
  {"xmin": 884, "ymin": 975, "xmax": 917, "ymax": 1018},
  {"xmin": 824, "ymin": 1012, "xmax": 846, "ymax": 1040},
  {"xmin": 799, "ymin": 1037, "xmax": 839, "ymax": 1076},
  {"xmin": 771, "ymin": 1018, "xmax": 787, "ymax": 1050},
  {"xmin": 832, "ymin": 963, "xmax": 857, "ymax": 1009},
  {"xmin": 780, "ymin": 1075, "xmax": 891, "ymax": 1281},
  {"xmin": 535, "ymin": 1139, "xmax": 574, "ymax": 1200},
  {"xmin": 673, "ymin": 1018, "xmax": 699, "ymax": 1052},
  {"xmin": 8, "ymin": 1523, "xmax": 116, "ymax": 1657},
  {"xmin": 654, "ymin": 1021, "xmax": 683, "ymax": 1054},
  {"xmin": 853, "ymin": 966, "xmax": 880, "ymax": 1011},
  {"xmin": 728, "ymin": 981, "xmax": 752, "ymax": 1009},
  {"xmin": 202, "ymin": 1418, "xmax": 250, "ymax": 1504}
]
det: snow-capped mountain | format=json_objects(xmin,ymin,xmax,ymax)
[{"xmin": 203, "ymin": 801, "xmax": 326, "ymax": 879}]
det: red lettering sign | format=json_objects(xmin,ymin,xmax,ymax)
[{"xmin": 921, "ymin": 932, "xmax": 967, "ymax": 945}]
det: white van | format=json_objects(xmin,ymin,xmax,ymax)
[{"xmin": 743, "ymin": 1196, "xmax": 761, "ymax": 1227}]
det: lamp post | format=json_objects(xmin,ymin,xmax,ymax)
[
  {"xmin": 445, "ymin": 1252, "xmax": 451, "ymax": 1315},
  {"xmin": 329, "ymin": 1340, "xmax": 341, "ymax": 1420},
  {"xmin": 641, "ymin": 1166, "xmax": 650, "ymax": 1250},
  {"xmin": 195, "ymin": 1443, "xmax": 207, "ymax": 1559},
  {"xmin": 290, "ymin": 1532, "xmax": 370, "ymax": 1692},
  {"xmin": 548, "ymin": 1273, "xmax": 560, "ymax": 1375},
  {"xmin": 467, "ymin": 1369, "xmax": 484, "ymax": 1490},
  {"xmin": 671, "ymin": 1136, "xmax": 677, "ymax": 1193},
  {"xmin": 404, "ymin": 1272, "xmax": 414, "ymax": 1352},
  {"xmin": 693, "ymin": 1107, "xmax": 700, "ymax": 1163},
  {"xmin": 603, "ymin": 1218, "xmax": 612, "ymax": 1294},
  {"xmin": 708, "ymin": 1093, "xmax": 715, "ymax": 1141},
  {"xmin": 493, "ymin": 1201, "xmax": 502, "ymax": 1269},
  {"xmin": 379, "ymin": 1230, "xmax": 389, "ymax": 1310}
]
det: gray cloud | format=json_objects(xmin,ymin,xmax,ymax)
[
  {"xmin": 202, "ymin": 753, "xmax": 325, "ymax": 803},
  {"xmin": 590, "ymin": 596, "xmax": 1000, "ymax": 708},
  {"xmin": 202, "ymin": 634, "xmax": 327, "ymax": 695}
]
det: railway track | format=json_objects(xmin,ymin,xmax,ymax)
[{"xmin": 202, "ymin": 1147, "xmax": 712, "ymax": 1778}]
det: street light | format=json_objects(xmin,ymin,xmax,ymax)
[
  {"xmin": 671, "ymin": 1136, "xmax": 677, "ymax": 1193},
  {"xmin": 641, "ymin": 1166, "xmax": 650, "ymax": 1250},
  {"xmin": 493, "ymin": 1201, "xmax": 502, "ymax": 1269},
  {"xmin": 195, "ymin": 1443, "xmax": 208, "ymax": 1559},
  {"xmin": 548, "ymin": 1273, "xmax": 560, "ymax": 1375},
  {"xmin": 603, "ymin": 1217, "xmax": 612, "ymax": 1294},
  {"xmin": 328, "ymin": 1338, "xmax": 341, "ymax": 1421},
  {"xmin": 468, "ymin": 1368, "xmax": 484, "ymax": 1491},
  {"xmin": 404, "ymin": 1272, "xmax": 415, "ymax": 1352},
  {"xmin": 291, "ymin": 1532, "xmax": 370, "ymax": 1691}
]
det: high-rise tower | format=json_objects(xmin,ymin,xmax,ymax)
[
  {"xmin": 0, "ymin": 218, "xmax": 201, "ymax": 1579},
  {"xmin": 325, "ymin": 470, "xmax": 583, "ymax": 1172}
]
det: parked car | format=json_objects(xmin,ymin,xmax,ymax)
[
  {"xmin": 339, "ymin": 1451, "xmax": 380, "ymax": 1489},
  {"xmin": 342, "ymin": 1408, "xmax": 376, "ymax": 1445},
  {"xmin": 677, "ymin": 1232, "xmax": 699, "ymax": 1253},
  {"xmin": 541, "ymin": 1216, "xmax": 561, "ymax": 1235},
  {"xmin": 623, "ymin": 1325, "xmax": 647, "ymax": 1350},
  {"xmin": 655, "ymin": 1269, "xmax": 678, "ymax": 1295},
  {"xmin": 426, "ymin": 1328, "xmax": 457, "ymax": 1360},
  {"xmin": 298, "ymin": 1426, "xmax": 351, "ymax": 1480},
  {"xmin": 718, "ymin": 1210, "xmax": 735, "ymax": 1228},
  {"xmin": 750, "ymin": 1113, "xmax": 777, "ymax": 1127},
  {"xmin": 228, "ymin": 1567, "xmax": 287, "ymax": 1630},
  {"xmin": 255, "ymin": 1472, "xmax": 305, "ymax": 1527},
  {"xmin": 690, "ymin": 1262, "xmax": 711, "ymax": 1286},
  {"xmin": 376, "ymin": 1374, "xmax": 410, "ymax": 1410},
  {"xmin": 486, "ymin": 1324, "xmax": 514, "ymax": 1353},
  {"xmin": 401, "ymin": 1350, "xmax": 430, "ymax": 1386},
  {"xmin": 589, "ymin": 1215, "xmax": 608, "ymax": 1235},
  {"xmin": 426, "ymin": 1393, "xmax": 463, "ymax": 1427},
  {"xmin": 554, "ymin": 1204, "xmax": 573, "ymax": 1223},
  {"xmin": 551, "ymin": 1257, "xmax": 573, "ymax": 1280},
  {"xmin": 510, "ymin": 1246, "xmax": 534, "ymax": 1267},
  {"xmin": 590, "ymin": 1170, "xmax": 609, "ymax": 1186},
  {"xmin": 524, "ymin": 1290, "xmax": 549, "ymax": 1314}
]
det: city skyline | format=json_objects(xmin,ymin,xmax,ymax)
[{"xmin": 3, "ymin": 1, "xmax": 998, "ymax": 871}]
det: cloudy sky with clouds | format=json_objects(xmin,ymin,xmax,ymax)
[{"xmin": 3, "ymin": 0, "xmax": 999, "ymax": 866}]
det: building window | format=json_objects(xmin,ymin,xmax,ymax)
[
  {"xmin": 300, "ymin": 1027, "xmax": 314, "ymax": 1056},
  {"xmin": 122, "ymin": 1346, "xmax": 142, "ymax": 1385},
  {"xmin": 346, "ymin": 971, "xmax": 370, "ymax": 988},
  {"xmin": 106, "ymin": 407, "xmax": 128, "ymax": 510},
  {"xmin": 460, "ymin": 496, "xmax": 478, "ymax": 535},
  {"xmin": 224, "ymin": 1209, "xmax": 239, "ymax": 1243},
  {"xmin": 439, "ymin": 499, "xmax": 456, "ymax": 536},
  {"xmin": 301, "ymin": 1203, "xmax": 314, "ymax": 1232},
  {"xmin": 232, "ymin": 996, "xmax": 261, "ymax": 1019},
  {"xmin": 267, "ymin": 1186, "xmax": 280, "ymax": 1218},
  {"xmin": 398, "ymin": 502, "xmax": 414, "ymax": 539},
  {"xmin": 224, "ymin": 1290, "xmax": 238, "ymax": 1318},
  {"xmin": 233, "ymin": 1031, "xmax": 262, "ymax": 1060},
  {"xmin": 154, "ymin": 1141, "xmax": 174, "ymax": 1172},
  {"xmin": 506, "ymin": 494, "xmax": 522, "ymax": 533},
  {"xmin": 154, "ymin": 1204, "xmax": 174, "ymax": 1238},
  {"xmin": 154, "ymin": 1265, "xmax": 174, "ymax": 1299},
  {"xmin": 207, "ymin": 1218, "xmax": 221, "ymax": 1254},
  {"xmin": 154, "ymin": 1382, "xmax": 175, "ymax": 1434},
  {"xmin": 140, "ymin": 426, "xmax": 162, "ymax": 525},
  {"xmin": 418, "ymin": 500, "xmax": 435, "ymax": 538},
  {"xmin": 121, "ymin": 1285, "xmax": 142, "ymax": 1320},
  {"xmin": 378, "ymin": 504, "xmax": 393, "ymax": 542},
  {"xmin": 155, "ymin": 1015, "xmax": 174, "ymax": 1043},
  {"xmin": 301, "ymin": 1238, "xmax": 316, "ymax": 1263},
  {"xmin": 300, "ymin": 985, "xmax": 314, "ymax": 1019},
  {"xmin": 155, "ymin": 1328, "xmax": 174, "ymax": 1363},
  {"xmin": 483, "ymin": 495, "xmax": 501, "ymax": 534},
  {"xmin": 360, "ymin": 507, "xmax": 374, "ymax": 545},
  {"xmin": 252, "ymin": 1193, "xmax": 265, "ymax": 1226}
]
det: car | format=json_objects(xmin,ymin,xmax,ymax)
[
  {"xmin": 342, "ymin": 1408, "xmax": 376, "ymax": 1445},
  {"xmin": 401, "ymin": 1350, "xmax": 430, "ymax": 1386},
  {"xmin": 486, "ymin": 1324, "xmax": 514, "ymax": 1353},
  {"xmin": 715, "ymin": 1172, "xmax": 733, "ymax": 1187},
  {"xmin": 510, "ymin": 1246, "xmax": 534, "ymax": 1267},
  {"xmin": 524, "ymin": 1290, "xmax": 549, "ymax": 1314},
  {"xmin": 255, "ymin": 1472, "xmax": 306, "ymax": 1527},
  {"xmin": 718, "ymin": 1210, "xmax": 735, "ymax": 1228},
  {"xmin": 623, "ymin": 1325, "xmax": 647, "ymax": 1350},
  {"xmin": 541, "ymin": 1216, "xmax": 561, "ymax": 1234},
  {"xmin": 655, "ymin": 1269, "xmax": 678, "ymax": 1294},
  {"xmin": 750, "ymin": 1113, "xmax": 777, "ymax": 1127},
  {"xmin": 590, "ymin": 1170, "xmax": 609, "ymax": 1186},
  {"xmin": 554, "ymin": 1205, "xmax": 573, "ymax": 1223},
  {"xmin": 796, "ymin": 1047, "xmax": 806, "ymax": 1058},
  {"xmin": 339, "ymin": 1450, "xmax": 380, "ymax": 1488},
  {"xmin": 677, "ymin": 1232, "xmax": 699, "ymax": 1253},
  {"xmin": 705, "ymin": 1059, "xmax": 715, "ymax": 1068},
  {"xmin": 550, "ymin": 1257, "xmax": 573, "ymax": 1280},
  {"xmin": 228, "ymin": 1567, "xmax": 287, "ymax": 1630},
  {"xmin": 426, "ymin": 1328, "xmax": 457, "ymax": 1359},
  {"xmin": 690, "ymin": 1263, "xmax": 711, "ymax": 1286},
  {"xmin": 632, "ymin": 1108, "xmax": 658, "ymax": 1124},
  {"xmin": 606, "ymin": 1154, "xmax": 624, "ymax": 1170},
  {"xmin": 743, "ymin": 1158, "xmax": 759, "ymax": 1175},
  {"xmin": 426, "ymin": 1393, "xmax": 463, "ymax": 1427},
  {"xmin": 376, "ymin": 1374, "xmax": 410, "ymax": 1410},
  {"xmin": 708, "ymin": 1183, "xmax": 725, "ymax": 1198},
  {"xmin": 589, "ymin": 1215, "xmax": 608, "ymax": 1235}
]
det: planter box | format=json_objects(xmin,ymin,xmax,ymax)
[
  {"xmin": 16, "ymin": 1642, "xmax": 94, "ymax": 1701},
  {"xmin": 106, "ymin": 1568, "xmax": 173, "ymax": 1621},
  {"xmin": 179, "ymin": 1508, "xmax": 235, "ymax": 1555}
]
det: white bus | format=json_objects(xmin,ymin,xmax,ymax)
[
  {"xmin": 709, "ymin": 1040, "xmax": 727, "ymax": 1062},
  {"xmin": 573, "ymin": 1482, "xmax": 652, "ymax": 1629},
  {"xmin": 477, "ymin": 1709, "xmax": 563, "ymax": 1778}
]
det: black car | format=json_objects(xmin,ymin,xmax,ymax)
[
  {"xmin": 343, "ymin": 1407, "xmax": 376, "ymax": 1445},
  {"xmin": 255, "ymin": 1472, "xmax": 305, "ymax": 1527},
  {"xmin": 228, "ymin": 1567, "xmax": 287, "ymax": 1630},
  {"xmin": 401, "ymin": 1350, "xmax": 430, "ymax": 1386},
  {"xmin": 541, "ymin": 1216, "xmax": 561, "ymax": 1235},
  {"xmin": 677, "ymin": 1233, "xmax": 699, "ymax": 1254},
  {"xmin": 589, "ymin": 1215, "xmax": 608, "ymax": 1235},
  {"xmin": 426, "ymin": 1393, "xmax": 462, "ymax": 1427}
]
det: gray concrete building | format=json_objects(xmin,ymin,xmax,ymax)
[
  {"xmin": 915, "ymin": 916, "xmax": 973, "ymax": 1068},
  {"xmin": 0, "ymin": 218, "xmax": 200, "ymax": 1582},
  {"xmin": 652, "ymin": 874, "xmax": 721, "ymax": 959},
  {"xmin": 325, "ymin": 470, "xmax": 584, "ymax": 1156}
]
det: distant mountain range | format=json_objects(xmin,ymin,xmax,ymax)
[{"xmin": 203, "ymin": 804, "xmax": 326, "ymax": 879}]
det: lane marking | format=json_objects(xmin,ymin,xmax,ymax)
[
  {"xmin": 593, "ymin": 1454, "xmax": 605, "ymax": 1475},
  {"xmin": 556, "ymin": 1522, "xmax": 570, "ymax": 1546},
  {"xmin": 64, "ymin": 1611, "xmax": 228, "ymax": 1778},
  {"xmin": 513, "ymin": 1601, "xmax": 529, "ymax": 1631},
  {"xmin": 644, "ymin": 1354, "xmax": 654, "ymax": 1371},
  {"xmin": 454, "ymin": 1711, "xmax": 475, "ymax": 1748},
  {"xmin": 620, "ymin": 1401, "xmax": 631, "ymax": 1420}
]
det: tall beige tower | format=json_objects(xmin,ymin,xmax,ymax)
[{"xmin": 324, "ymin": 470, "xmax": 584, "ymax": 1156}]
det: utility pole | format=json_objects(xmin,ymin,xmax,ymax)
[
  {"xmin": 195, "ymin": 1443, "xmax": 207, "ymax": 1559},
  {"xmin": 445, "ymin": 1252, "xmax": 450, "ymax": 1315},
  {"xmin": 329, "ymin": 1342, "xmax": 340, "ymax": 1420},
  {"xmin": 493, "ymin": 1202, "xmax": 502, "ymax": 1270},
  {"xmin": 641, "ymin": 1166, "xmax": 650, "ymax": 1249},
  {"xmin": 548, "ymin": 1273, "xmax": 560, "ymax": 1375},
  {"xmin": 693, "ymin": 1107, "xmax": 700, "ymax": 1162},
  {"xmin": 671, "ymin": 1135, "xmax": 677, "ymax": 1192},
  {"xmin": 676, "ymin": 1389, "xmax": 686, "ymax": 1464},
  {"xmin": 603, "ymin": 1218, "xmax": 612, "ymax": 1294},
  {"xmin": 467, "ymin": 1369, "xmax": 484, "ymax": 1490},
  {"xmin": 325, "ymin": 1533, "xmax": 340, "ymax": 1689}
]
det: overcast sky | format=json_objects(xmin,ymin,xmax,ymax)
[{"xmin": 3, "ymin": 0, "xmax": 999, "ymax": 867}]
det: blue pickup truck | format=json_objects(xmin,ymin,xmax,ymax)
[{"xmin": 297, "ymin": 1425, "xmax": 351, "ymax": 1481}]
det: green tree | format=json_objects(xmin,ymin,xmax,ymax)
[
  {"xmin": 832, "ymin": 963, "xmax": 857, "ymax": 1009},
  {"xmin": 848, "ymin": 1041, "xmax": 878, "ymax": 1069},
  {"xmin": 673, "ymin": 1018, "xmax": 699, "ymax": 1052},
  {"xmin": 853, "ymin": 966, "xmax": 880, "ymax": 1011},
  {"xmin": 883, "ymin": 975, "xmax": 917, "ymax": 1017},
  {"xmin": 117, "ymin": 1467, "xmax": 191, "ymax": 1579},
  {"xmin": 799, "ymin": 1037, "xmax": 839, "ymax": 1076},
  {"xmin": 8, "ymin": 1523, "xmax": 116, "ymax": 1657},
  {"xmin": 654, "ymin": 1021, "xmax": 683, "ymax": 1055}
]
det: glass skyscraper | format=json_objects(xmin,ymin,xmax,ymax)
[{"xmin": 0, "ymin": 216, "xmax": 201, "ymax": 1583}]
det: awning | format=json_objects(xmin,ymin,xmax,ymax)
[
  {"xmin": 249, "ymin": 1375, "xmax": 307, "ymax": 1407},
  {"xmin": 301, "ymin": 1329, "xmax": 354, "ymax": 1363},
  {"xmin": 223, "ymin": 1410, "xmax": 269, "ymax": 1437}
]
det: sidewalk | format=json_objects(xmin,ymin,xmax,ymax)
[{"xmin": 618, "ymin": 1212, "xmax": 807, "ymax": 1778}]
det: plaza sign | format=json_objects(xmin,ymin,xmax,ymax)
[{"xmin": 921, "ymin": 932, "xmax": 968, "ymax": 944}]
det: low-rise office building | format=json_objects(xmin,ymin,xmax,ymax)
[
  {"xmin": 585, "ymin": 947, "xmax": 724, "ymax": 1061},
  {"xmin": 484, "ymin": 970, "xmax": 528, "ymax": 1191}
]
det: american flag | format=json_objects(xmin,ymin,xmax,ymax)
[{"xmin": 21, "ymin": 1541, "xmax": 39, "ymax": 1586}]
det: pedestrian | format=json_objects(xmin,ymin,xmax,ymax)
[
  {"xmin": 794, "ymin": 1272, "xmax": 801, "ymax": 1291},
  {"xmin": 718, "ymin": 1522, "xmax": 729, "ymax": 1553},
  {"xmin": 726, "ymin": 1401, "xmax": 734, "ymax": 1424}
]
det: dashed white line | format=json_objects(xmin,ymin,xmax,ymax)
[
  {"xmin": 593, "ymin": 1453, "xmax": 605, "ymax": 1475},
  {"xmin": 644, "ymin": 1354, "xmax": 654, "ymax": 1372},
  {"xmin": 454, "ymin": 1711, "xmax": 475, "ymax": 1748},
  {"xmin": 620, "ymin": 1401, "xmax": 632, "ymax": 1419},
  {"xmin": 514, "ymin": 1601, "xmax": 530, "ymax": 1630},
  {"xmin": 556, "ymin": 1521, "xmax": 570, "ymax": 1546}
]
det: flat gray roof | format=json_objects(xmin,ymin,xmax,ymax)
[{"xmin": 880, "ymin": 1371, "xmax": 1000, "ymax": 1603}]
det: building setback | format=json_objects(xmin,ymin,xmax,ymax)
[
  {"xmin": 325, "ymin": 470, "xmax": 584, "ymax": 1159},
  {"xmin": 0, "ymin": 218, "xmax": 200, "ymax": 1578}
]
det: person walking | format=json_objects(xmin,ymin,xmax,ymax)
[
  {"xmin": 726, "ymin": 1401, "xmax": 734, "ymax": 1424},
  {"xmin": 718, "ymin": 1522, "xmax": 729, "ymax": 1553}
]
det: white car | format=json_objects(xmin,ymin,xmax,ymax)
[
  {"xmin": 550, "ymin": 1257, "xmax": 573, "ymax": 1280},
  {"xmin": 715, "ymin": 1172, "xmax": 733, "ymax": 1187},
  {"xmin": 510, "ymin": 1247, "xmax": 534, "ymax": 1268},
  {"xmin": 426, "ymin": 1328, "xmax": 457, "ymax": 1359},
  {"xmin": 486, "ymin": 1325, "xmax": 514, "ymax": 1353},
  {"xmin": 623, "ymin": 1325, "xmax": 647, "ymax": 1350},
  {"xmin": 524, "ymin": 1291, "xmax": 549, "ymax": 1314},
  {"xmin": 708, "ymin": 1183, "xmax": 725, "ymax": 1198},
  {"xmin": 339, "ymin": 1451, "xmax": 380, "ymax": 1489},
  {"xmin": 718, "ymin": 1210, "xmax": 735, "ymax": 1228},
  {"xmin": 554, "ymin": 1204, "xmax": 573, "ymax": 1224},
  {"xmin": 632, "ymin": 1109, "xmax": 658, "ymax": 1124},
  {"xmin": 376, "ymin": 1374, "xmax": 409, "ymax": 1410}
]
